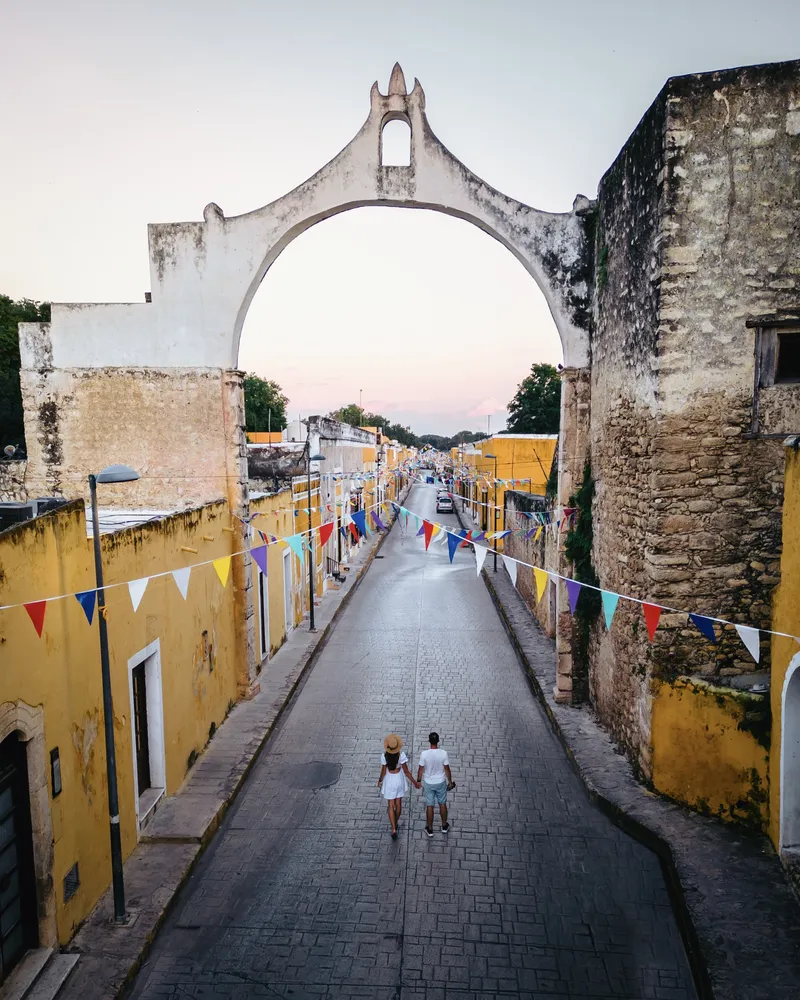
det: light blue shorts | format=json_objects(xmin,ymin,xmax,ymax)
[{"xmin": 423, "ymin": 781, "xmax": 448, "ymax": 806}]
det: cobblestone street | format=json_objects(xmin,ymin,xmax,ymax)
[{"xmin": 129, "ymin": 483, "xmax": 696, "ymax": 1000}]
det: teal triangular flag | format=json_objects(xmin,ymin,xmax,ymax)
[
  {"xmin": 75, "ymin": 590, "xmax": 97, "ymax": 625},
  {"xmin": 285, "ymin": 534, "xmax": 305, "ymax": 561},
  {"xmin": 601, "ymin": 591, "xmax": 619, "ymax": 630}
]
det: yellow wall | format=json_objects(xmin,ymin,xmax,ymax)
[
  {"xmin": 651, "ymin": 677, "xmax": 769, "ymax": 830},
  {"xmin": 0, "ymin": 499, "xmax": 242, "ymax": 943},
  {"xmin": 249, "ymin": 487, "xmax": 299, "ymax": 655},
  {"xmin": 246, "ymin": 431, "xmax": 282, "ymax": 444},
  {"xmin": 456, "ymin": 435, "xmax": 557, "ymax": 547},
  {"xmin": 770, "ymin": 442, "xmax": 800, "ymax": 849}
]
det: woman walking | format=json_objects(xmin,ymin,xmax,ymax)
[{"xmin": 377, "ymin": 734, "xmax": 419, "ymax": 839}]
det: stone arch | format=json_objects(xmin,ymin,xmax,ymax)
[
  {"xmin": 0, "ymin": 701, "xmax": 57, "ymax": 949},
  {"xmin": 144, "ymin": 63, "xmax": 593, "ymax": 372},
  {"xmin": 781, "ymin": 652, "xmax": 800, "ymax": 849}
]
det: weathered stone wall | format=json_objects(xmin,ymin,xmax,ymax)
[
  {"xmin": 502, "ymin": 490, "xmax": 555, "ymax": 636},
  {"xmin": 589, "ymin": 87, "xmax": 667, "ymax": 767},
  {"xmin": 0, "ymin": 459, "xmax": 28, "ymax": 501},
  {"xmin": 589, "ymin": 60, "xmax": 800, "ymax": 775}
]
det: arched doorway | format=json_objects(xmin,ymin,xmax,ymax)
[
  {"xmin": 781, "ymin": 653, "xmax": 800, "ymax": 849},
  {"xmin": 0, "ymin": 733, "xmax": 39, "ymax": 982}
]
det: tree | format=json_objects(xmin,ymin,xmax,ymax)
[
  {"xmin": 328, "ymin": 404, "xmax": 421, "ymax": 448},
  {"xmin": 504, "ymin": 363, "xmax": 561, "ymax": 434},
  {"xmin": 1, "ymin": 295, "xmax": 51, "ymax": 455},
  {"xmin": 243, "ymin": 374, "xmax": 288, "ymax": 433}
]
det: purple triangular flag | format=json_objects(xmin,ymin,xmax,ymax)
[
  {"xmin": 416, "ymin": 524, "xmax": 425, "ymax": 537},
  {"xmin": 251, "ymin": 544, "xmax": 268, "ymax": 575},
  {"xmin": 566, "ymin": 579, "xmax": 582, "ymax": 615}
]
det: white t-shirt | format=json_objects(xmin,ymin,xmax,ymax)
[
  {"xmin": 382, "ymin": 750, "xmax": 408, "ymax": 771},
  {"xmin": 419, "ymin": 747, "xmax": 449, "ymax": 785}
]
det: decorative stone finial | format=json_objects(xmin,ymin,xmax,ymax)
[
  {"xmin": 388, "ymin": 63, "xmax": 408, "ymax": 96},
  {"xmin": 203, "ymin": 202, "xmax": 225, "ymax": 222}
]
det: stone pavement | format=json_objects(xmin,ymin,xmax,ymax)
[
  {"xmin": 59, "ymin": 520, "xmax": 395, "ymax": 1000},
  {"xmin": 127, "ymin": 482, "xmax": 697, "ymax": 1000},
  {"xmin": 464, "ymin": 515, "xmax": 800, "ymax": 1000}
]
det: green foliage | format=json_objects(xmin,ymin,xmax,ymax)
[
  {"xmin": 243, "ymin": 374, "xmax": 288, "ymax": 433},
  {"xmin": 597, "ymin": 245, "xmax": 609, "ymax": 291},
  {"xmin": 564, "ymin": 463, "xmax": 600, "ymax": 703},
  {"xmin": 504, "ymin": 363, "xmax": 561, "ymax": 434},
  {"xmin": 0, "ymin": 295, "xmax": 50, "ymax": 455},
  {"xmin": 328, "ymin": 403, "xmax": 421, "ymax": 448},
  {"xmin": 419, "ymin": 430, "xmax": 484, "ymax": 452}
]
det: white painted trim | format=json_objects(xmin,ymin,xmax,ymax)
[
  {"xmin": 780, "ymin": 650, "xmax": 800, "ymax": 849},
  {"xmin": 127, "ymin": 639, "xmax": 167, "ymax": 831},
  {"xmin": 282, "ymin": 548, "xmax": 293, "ymax": 636}
]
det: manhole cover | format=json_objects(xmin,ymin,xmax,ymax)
[{"xmin": 285, "ymin": 761, "xmax": 342, "ymax": 789}]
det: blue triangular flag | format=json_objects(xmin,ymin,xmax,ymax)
[
  {"xmin": 446, "ymin": 531, "xmax": 461, "ymax": 563},
  {"xmin": 352, "ymin": 509, "xmax": 367, "ymax": 537},
  {"xmin": 689, "ymin": 614, "xmax": 717, "ymax": 643},
  {"xmin": 601, "ymin": 591, "xmax": 619, "ymax": 630},
  {"xmin": 75, "ymin": 590, "xmax": 96, "ymax": 625}
]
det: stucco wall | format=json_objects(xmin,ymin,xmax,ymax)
[
  {"xmin": 0, "ymin": 500, "xmax": 242, "ymax": 942},
  {"xmin": 651, "ymin": 677, "xmax": 769, "ymax": 830}
]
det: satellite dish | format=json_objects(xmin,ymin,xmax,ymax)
[{"xmin": 3, "ymin": 445, "xmax": 16, "ymax": 458}]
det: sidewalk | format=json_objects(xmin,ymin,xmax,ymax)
[
  {"xmin": 59, "ymin": 518, "xmax": 397, "ymax": 1000},
  {"xmin": 476, "ymin": 551, "xmax": 800, "ymax": 1000}
]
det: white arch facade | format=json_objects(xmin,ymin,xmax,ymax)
[{"xmin": 780, "ymin": 651, "xmax": 800, "ymax": 850}]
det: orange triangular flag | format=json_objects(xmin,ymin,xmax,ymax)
[
  {"xmin": 423, "ymin": 521, "xmax": 434, "ymax": 550},
  {"xmin": 24, "ymin": 601, "xmax": 47, "ymax": 637},
  {"xmin": 643, "ymin": 603, "xmax": 662, "ymax": 641}
]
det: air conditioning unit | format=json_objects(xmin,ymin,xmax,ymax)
[{"xmin": 0, "ymin": 502, "xmax": 36, "ymax": 532}]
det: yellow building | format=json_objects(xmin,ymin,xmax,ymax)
[
  {"xmin": 770, "ymin": 437, "xmax": 800, "ymax": 853},
  {"xmin": 454, "ymin": 434, "xmax": 557, "ymax": 543}
]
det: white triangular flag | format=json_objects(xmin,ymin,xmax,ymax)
[
  {"xmin": 475, "ymin": 545, "xmax": 489, "ymax": 576},
  {"xmin": 172, "ymin": 567, "xmax": 191, "ymax": 600},
  {"xmin": 440, "ymin": 528, "xmax": 449, "ymax": 545},
  {"xmin": 128, "ymin": 577, "xmax": 149, "ymax": 612},
  {"xmin": 502, "ymin": 555, "xmax": 517, "ymax": 586},
  {"xmin": 735, "ymin": 624, "xmax": 761, "ymax": 664}
]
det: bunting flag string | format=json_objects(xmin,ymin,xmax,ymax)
[
  {"xmin": 446, "ymin": 531, "xmax": 461, "ymax": 563},
  {"xmin": 533, "ymin": 567, "xmax": 549, "ymax": 603},
  {"xmin": 502, "ymin": 554, "xmax": 518, "ymax": 587},
  {"xmin": 474, "ymin": 544, "xmax": 489, "ymax": 576},
  {"xmin": 643, "ymin": 603, "xmax": 662, "ymax": 641},
  {"xmin": 565, "ymin": 579, "xmax": 582, "ymax": 615},
  {"xmin": 736, "ymin": 625, "xmax": 761, "ymax": 663},
  {"xmin": 250, "ymin": 545, "xmax": 268, "ymax": 575},
  {"xmin": 601, "ymin": 591, "xmax": 619, "ymax": 630},
  {"xmin": 689, "ymin": 614, "xmax": 717, "ymax": 644},
  {"xmin": 212, "ymin": 557, "xmax": 231, "ymax": 588},
  {"xmin": 318, "ymin": 522, "xmax": 335, "ymax": 547}
]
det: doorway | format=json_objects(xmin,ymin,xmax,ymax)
[
  {"xmin": 258, "ymin": 567, "xmax": 269, "ymax": 661},
  {"xmin": 283, "ymin": 548, "xmax": 293, "ymax": 635},
  {"xmin": 127, "ymin": 641, "xmax": 166, "ymax": 828},
  {"xmin": 781, "ymin": 653, "xmax": 800, "ymax": 849},
  {"xmin": 0, "ymin": 734, "xmax": 38, "ymax": 984}
]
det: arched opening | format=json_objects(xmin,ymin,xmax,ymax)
[
  {"xmin": 782, "ymin": 653, "xmax": 800, "ymax": 849},
  {"xmin": 381, "ymin": 117, "xmax": 411, "ymax": 166}
]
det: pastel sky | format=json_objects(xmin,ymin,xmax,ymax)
[{"xmin": 2, "ymin": 0, "xmax": 799, "ymax": 435}]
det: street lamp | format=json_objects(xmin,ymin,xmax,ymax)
[
  {"xmin": 88, "ymin": 463, "xmax": 140, "ymax": 924},
  {"xmin": 306, "ymin": 449, "xmax": 326, "ymax": 631},
  {"xmin": 485, "ymin": 454, "xmax": 498, "ymax": 572}
]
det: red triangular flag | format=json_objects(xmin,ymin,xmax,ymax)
[
  {"xmin": 349, "ymin": 521, "xmax": 359, "ymax": 542},
  {"xmin": 24, "ymin": 600, "xmax": 47, "ymax": 637},
  {"xmin": 642, "ymin": 603, "xmax": 662, "ymax": 641},
  {"xmin": 318, "ymin": 522, "xmax": 334, "ymax": 547},
  {"xmin": 423, "ymin": 521, "xmax": 434, "ymax": 550}
]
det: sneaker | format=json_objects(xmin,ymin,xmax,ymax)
[
  {"xmin": 441, "ymin": 823, "xmax": 450, "ymax": 834},
  {"xmin": 425, "ymin": 826, "xmax": 434, "ymax": 838},
  {"xmin": 391, "ymin": 831, "xmax": 398, "ymax": 840}
]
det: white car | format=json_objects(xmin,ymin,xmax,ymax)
[{"xmin": 436, "ymin": 495, "xmax": 454, "ymax": 513}]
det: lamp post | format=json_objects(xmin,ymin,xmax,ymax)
[
  {"xmin": 306, "ymin": 448, "xmax": 326, "ymax": 631},
  {"xmin": 88, "ymin": 463, "xmax": 140, "ymax": 924},
  {"xmin": 485, "ymin": 454, "xmax": 498, "ymax": 572}
]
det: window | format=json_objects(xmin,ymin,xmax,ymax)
[
  {"xmin": 380, "ymin": 118, "xmax": 411, "ymax": 166},
  {"xmin": 776, "ymin": 332, "xmax": 800, "ymax": 383},
  {"xmin": 757, "ymin": 325, "xmax": 800, "ymax": 387}
]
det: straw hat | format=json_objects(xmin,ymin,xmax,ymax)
[{"xmin": 383, "ymin": 733, "xmax": 403, "ymax": 753}]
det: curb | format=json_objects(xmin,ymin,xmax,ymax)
[{"xmin": 103, "ymin": 496, "xmax": 407, "ymax": 1000}]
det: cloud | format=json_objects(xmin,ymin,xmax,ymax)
[{"xmin": 467, "ymin": 397, "xmax": 506, "ymax": 417}]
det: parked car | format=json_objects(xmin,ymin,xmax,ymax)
[{"xmin": 436, "ymin": 495, "xmax": 454, "ymax": 513}]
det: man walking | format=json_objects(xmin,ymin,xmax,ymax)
[{"xmin": 417, "ymin": 732, "xmax": 454, "ymax": 837}]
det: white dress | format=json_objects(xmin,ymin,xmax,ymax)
[{"xmin": 381, "ymin": 750, "xmax": 408, "ymax": 800}]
